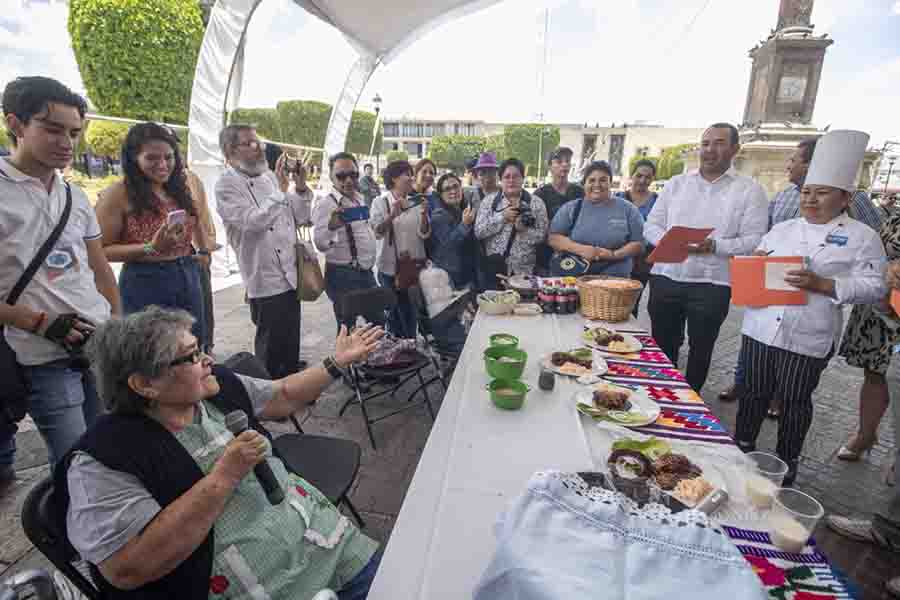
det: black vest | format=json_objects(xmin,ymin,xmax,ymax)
[{"xmin": 54, "ymin": 366, "xmax": 275, "ymax": 600}]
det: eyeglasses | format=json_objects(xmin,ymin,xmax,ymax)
[
  {"xmin": 334, "ymin": 171, "xmax": 360, "ymax": 181},
  {"xmin": 169, "ymin": 348, "xmax": 207, "ymax": 368},
  {"xmin": 441, "ymin": 183, "xmax": 461, "ymax": 193},
  {"xmin": 237, "ymin": 140, "xmax": 266, "ymax": 151}
]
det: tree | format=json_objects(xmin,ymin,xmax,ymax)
[
  {"xmin": 229, "ymin": 108, "xmax": 283, "ymax": 141},
  {"xmin": 275, "ymin": 100, "xmax": 331, "ymax": 149},
  {"xmin": 502, "ymin": 124, "xmax": 560, "ymax": 176},
  {"xmin": 484, "ymin": 134, "xmax": 506, "ymax": 161},
  {"xmin": 428, "ymin": 135, "xmax": 487, "ymax": 171},
  {"xmin": 386, "ymin": 150, "xmax": 409, "ymax": 163},
  {"xmin": 656, "ymin": 144, "xmax": 693, "ymax": 180},
  {"xmin": 85, "ymin": 120, "xmax": 130, "ymax": 157},
  {"xmin": 68, "ymin": 0, "xmax": 204, "ymax": 124},
  {"xmin": 345, "ymin": 109, "xmax": 383, "ymax": 156}
]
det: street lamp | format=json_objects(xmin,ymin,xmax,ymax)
[
  {"xmin": 886, "ymin": 157, "xmax": 897, "ymax": 198},
  {"xmin": 371, "ymin": 93, "xmax": 383, "ymax": 173}
]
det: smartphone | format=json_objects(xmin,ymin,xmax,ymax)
[
  {"xmin": 284, "ymin": 155, "xmax": 300, "ymax": 174},
  {"xmin": 167, "ymin": 209, "xmax": 187, "ymax": 226},
  {"xmin": 341, "ymin": 205, "xmax": 370, "ymax": 223},
  {"xmin": 407, "ymin": 193, "xmax": 426, "ymax": 207}
]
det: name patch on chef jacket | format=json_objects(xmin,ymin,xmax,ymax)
[{"xmin": 825, "ymin": 233, "xmax": 848, "ymax": 246}]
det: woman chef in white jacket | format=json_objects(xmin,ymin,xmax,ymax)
[{"xmin": 735, "ymin": 130, "xmax": 887, "ymax": 486}]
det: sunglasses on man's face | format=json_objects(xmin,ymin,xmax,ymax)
[{"xmin": 334, "ymin": 171, "xmax": 360, "ymax": 182}]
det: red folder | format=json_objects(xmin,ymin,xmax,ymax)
[
  {"xmin": 647, "ymin": 227, "xmax": 714, "ymax": 263},
  {"xmin": 730, "ymin": 256, "xmax": 808, "ymax": 307}
]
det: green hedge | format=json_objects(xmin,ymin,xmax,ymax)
[
  {"xmin": 68, "ymin": 0, "xmax": 203, "ymax": 124},
  {"xmin": 85, "ymin": 120, "xmax": 130, "ymax": 157}
]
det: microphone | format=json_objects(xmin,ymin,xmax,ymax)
[{"xmin": 224, "ymin": 410, "xmax": 285, "ymax": 505}]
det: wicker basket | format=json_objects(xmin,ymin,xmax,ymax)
[{"xmin": 576, "ymin": 275, "xmax": 643, "ymax": 322}]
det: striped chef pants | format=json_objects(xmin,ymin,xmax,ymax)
[{"xmin": 735, "ymin": 335, "xmax": 831, "ymax": 462}]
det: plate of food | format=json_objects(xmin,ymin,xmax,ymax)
[
  {"xmin": 573, "ymin": 382, "xmax": 659, "ymax": 427},
  {"xmin": 605, "ymin": 437, "xmax": 727, "ymax": 510},
  {"xmin": 542, "ymin": 348, "xmax": 607, "ymax": 377},
  {"xmin": 582, "ymin": 326, "xmax": 643, "ymax": 354}
]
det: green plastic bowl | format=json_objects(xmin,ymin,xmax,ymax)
[
  {"xmin": 487, "ymin": 379, "xmax": 530, "ymax": 410},
  {"xmin": 484, "ymin": 346, "xmax": 528, "ymax": 380},
  {"xmin": 489, "ymin": 333, "xmax": 519, "ymax": 349}
]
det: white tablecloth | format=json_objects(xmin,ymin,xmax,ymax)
[{"xmin": 368, "ymin": 311, "xmax": 760, "ymax": 599}]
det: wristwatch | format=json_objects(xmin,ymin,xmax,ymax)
[
  {"xmin": 323, "ymin": 355, "xmax": 344, "ymax": 380},
  {"xmin": 198, "ymin": 249, "xmax": 211, "ymax": 256},
  {"xmin": 143, "ymin": 242, "xmax": 158, "ymax": 256}
]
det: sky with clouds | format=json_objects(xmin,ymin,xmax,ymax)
[{"xmin": 3, "ymin": 0, "xmax": 899, "ymax": 146}]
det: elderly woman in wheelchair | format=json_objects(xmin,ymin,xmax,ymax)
[{"xmin": 53, "ymin": 306, "xmax": 384, "ymax": 599}]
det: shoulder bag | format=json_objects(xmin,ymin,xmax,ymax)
[{"xmin": 1, "ymin": 178, "xmax": 72, "ymax": 425}]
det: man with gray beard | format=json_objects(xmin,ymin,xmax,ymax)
[{"xmin": 216, "ymin": 125, "xmax": 312, "ymax": 378}]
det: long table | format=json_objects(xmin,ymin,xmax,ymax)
[{"xmin": 368, "ymin": 311, "xmax": 854, "ymax": 599}]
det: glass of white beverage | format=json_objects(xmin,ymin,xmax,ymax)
[
  {"xmin": 768, "ymin": 488, "xmax": 823, "ymax": 553},
  {"xmin": 744, "ymin": 452, "xmax": 788, "ymax": 509}
]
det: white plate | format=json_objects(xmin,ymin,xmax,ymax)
[
  {"xmin": 573, "ymin": 384, "xmax": 659, "ymax": 427},
  {"xmin": 659, "ymin": 455, "xmax": 729, "ymax": 509},
  {"xmin": 542, "ymin": 351, "xmax": 608, "ymax": 377},
  {"xmin": 582, "ymin": 328, "xmax": 643, "ymax": 354}
]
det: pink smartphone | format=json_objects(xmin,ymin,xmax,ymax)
[{"xmin": 167, "ymin": 209, "xmax": 187, "ymax": 226}]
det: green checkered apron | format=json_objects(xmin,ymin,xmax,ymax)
[{"xmin": 172, "ymin": 401, "xmax": 378, "ymax": 599}]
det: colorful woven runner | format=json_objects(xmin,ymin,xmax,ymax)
[
  {"xmin": 723, "ymin": 525, "xmax": 854, "ymax": 600},
  {"xmin": 594, "ymin": 330, "xmax": 737, "ymax": 446}
]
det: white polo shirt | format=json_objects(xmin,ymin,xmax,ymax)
[
  {"xmin": 0, "ymin": 158, "xmax": 111, "ymax": 366},
  {"xmin": 741, "ymin": 213, "xmax": 887, "ymax": 358},
  {"xmin": 644, "ymin": 168, "xmax": 769, "ymax": 287}
]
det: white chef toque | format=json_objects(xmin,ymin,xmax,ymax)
[{"xmin": 804, "ymin": 129, "xmax": 870, "ymax": 192}]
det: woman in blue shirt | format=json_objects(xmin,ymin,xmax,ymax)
[
  {"xmin": 548, "ymin": 161, "xmax": 644, "ymax": 277},
  {"xmin": 429, "ymin": 173, "xmax": 478, "ymax": 288}
]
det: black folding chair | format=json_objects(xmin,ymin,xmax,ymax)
[
  {"xmin": 223, "ymin": 352, "xmax": 365, "ymax": 528},
  {"xmin": 22, "ymin": 477, "xmax": 340, "ymax": 599},
  {"xmin": 334, "ymin": 287, "xmax": 444, "ymax": 449},
  {"xmin": 21, "ymin": 478, "xmax": 102, "ymax": 600},
  {"xmin": 407, "ymin": 285, "xmax": 466, "ymax": 383}
]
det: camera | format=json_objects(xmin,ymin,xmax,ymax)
[
  {"xmin": 518, "ymin": 202, "xmax": 536, "ymax": 228},
  {"xmin": 284, "ymin": 156, "xmax": 302, "ymax": 174}
]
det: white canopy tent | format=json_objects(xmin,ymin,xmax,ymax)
[{"xmin": 186, "ymin": 0, "xmax": 500, "ymax": 280}]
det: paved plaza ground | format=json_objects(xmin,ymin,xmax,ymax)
[{"xmin": 3, "ymin": 284, "xmax": 900, "ymax": 598}]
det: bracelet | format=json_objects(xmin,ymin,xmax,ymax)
[
  {"xmin": 143, "ymin": 242, "xmax": 158, "ymax": 256},
  {"xmin": 323, "ymin": 355, "xmax": 344, "ymax": 380},
  {"xmin": 30, "ymin": 312, "xmax": 47, "ymax": 334},
  {"xmin": 198, "ymin": 249, "xmax": 211, "ymax": 256}
]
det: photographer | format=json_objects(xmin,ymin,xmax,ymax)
[
  {"xmin": 370, "ymin": 160, "xmax": 430, "ymax": 338},
  {"xmin": 312, "ymin": 152, "xmax": 379, "ymax": 331},
  {"xmin": 0, "ymin": 77, "xmax": 120, "ymax": 487},
  {"xmin": 475, "ymin": 158, "xmax": 548, "ymax": 284},
  {"xmin": 215, "ymin": 125, "xmax": 312, "ymax": 379}
]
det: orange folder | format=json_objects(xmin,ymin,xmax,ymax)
[
  {"xmin": 891, "ymin": 290, "xmax": 900, "ymax": 315},
  {"xmin": 730, "ymin": 256, "xmax": 808, "ymax": 307},
  {"xmin": 647, "ymin": 226, "xmax": 714, "ymax": 263}
]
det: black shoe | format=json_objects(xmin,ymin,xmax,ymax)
[
  {"xmin": 737, "ymin": 440, "xmax": 756, "ymax": 454},
  {"xmin": 719, "ymin": 385, "xmax": 744, "ymax": 402},
  {"xmin": 782, "ymin": 459, "xmax": 799, "ymax": 487}
]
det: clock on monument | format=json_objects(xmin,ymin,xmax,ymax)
[{"xmin": 777, "ymin": 74, "xmax": 807, "ymax": 103}]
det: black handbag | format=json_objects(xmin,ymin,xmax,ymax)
[
  {"xmin": 0, "ymin": 180, "xmax": 72, "ymax": 426},
  {"xmin": 549, "ymin": 199, "xmax": 591, "ymax": 276}
]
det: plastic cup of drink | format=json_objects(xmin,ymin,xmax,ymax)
[
  {"xmin": 768, "ymin": 488, "xmax": 823, "ymax": 553},
  {"xmin": 744, "ymin": 452, "xmax": 788, "ymax": 509}
]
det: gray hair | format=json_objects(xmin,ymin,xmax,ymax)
[
  {"xmin": 219, "ymin": 124, "xmax": 255, "ymax": 159},
  {"xmin": 86, "ymin": 306, "xmax": 196, "ymax": 415}
]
